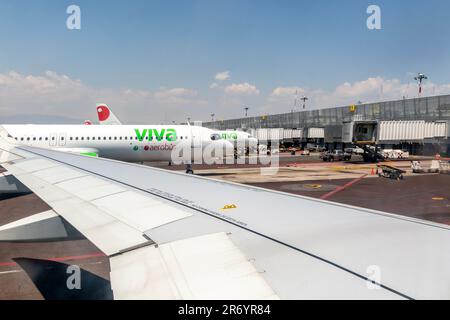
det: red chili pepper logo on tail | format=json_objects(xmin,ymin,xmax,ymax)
[{"xmin": 97, "ymin": 105, "xmax": 110, "ymax": 121}]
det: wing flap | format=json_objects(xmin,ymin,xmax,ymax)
[{"xmin": 110, "ymin": 232, "xmax": 278, "ymax": 300}]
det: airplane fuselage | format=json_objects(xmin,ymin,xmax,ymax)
[{"xmin": 3, "ymin": 125, "xmax": 226, "ymax": 163}]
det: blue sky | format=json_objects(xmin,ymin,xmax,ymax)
[{"xmin": 1, "ymin": 0, "xmax": 450, "ymax": 123}]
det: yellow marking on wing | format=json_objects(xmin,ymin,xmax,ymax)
[{"xmin": 220, "ymin": 204, "xmax": 237, "ymax": 210}]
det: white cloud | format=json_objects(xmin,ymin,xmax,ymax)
[
  {"xmin": 215, "ymin": 71, "xmax": 230, "ymax": 81},
  {"xmin": 270, "ymin": 86, "xmax": 306, "ymax": 97},
  {"xmin": 154, "ymin": 87, "xmax": 197, "ymax": 99},
  {"xmin": 0, "ymin": 71, "xmax": 206, "ymax": 123},
  {"xmin": 153, "ymin": 87, "xmax": 204, "ymax": 107},
  {"xmin": 209, "ymin": 82, "xmax": 219, "ymax": 89},
  {"xmin": 268, "ymin": 77, "xmax": 450, "ymax": 112},
  {"xmin": 334, "ymin": 77, "xmax": 390, "ymax": 98},
  {"xmin": 224, "ymin": 82, "xmax": 260, "ymax": 95}
]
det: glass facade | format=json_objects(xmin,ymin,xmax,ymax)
[{"xmin": 205, "ymin": 94, "xmax": 450, "ymax": 131}]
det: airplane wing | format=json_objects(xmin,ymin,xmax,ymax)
[{"xmin": 1, "ymin": 126, "xmax": 450, "ymax": 300}]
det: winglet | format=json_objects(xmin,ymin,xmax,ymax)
[{"xmin": 96, "ymin": 104, "xmax": 122, "ymax": 125}]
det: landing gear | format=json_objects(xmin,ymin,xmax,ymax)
[{"xmin": 185, "ymin": 164, "xmax": 194, "ymax": 174}]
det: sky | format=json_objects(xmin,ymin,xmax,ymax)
[{"xmin": 1, "ymin": 0, "xmax": 450, "ymax": 124}]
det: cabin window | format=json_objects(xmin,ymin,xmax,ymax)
[
  {"xmin": 86, "ymin": 137, "xmax": 90, "ymax": 140},
  {"xmin": 119, "ymin": 137, "xmax": 122, "ymax": 140},
  {"xmin": 61, "ymin": 137, "xmax": 65, "ymax": 141},
  {"xmin": 81, "ymin": 137, "xmax": 84, "ymax": 141},
  {"xmin": 70, "ymin": 137, "xmax": 73, "ymax": 140},
  {"xmin": 76, "ymin": 137, "xmax": 79, "ymax": 140},
  {"xmin": 45, "ymin": 137, "xmax": 48, "ymax": 141},
  {"xmin": 124, "ymin": 136, "xmax": 127, "ymax": 140},
  {"xmin": 20, "ymin": 138, "xmax": 24, "ymax": 141},
  {"xmin": 33, "ymin": 137, "xmax": 36, "ymax": 141},
  {"xmin": 109, "ymin": 137, "xmax": 112, "ymax": 140},
  {"xmin": 114, "ymin": 137, "xmax": 117, "ymax": 140},
  {"xmin": 39, "ymin": 137, "xmax": 42, "ymax": 141},
  {"xmin": 180, "ymin": 136, "xmax": 183, "ymax": 140},
  {"xmin": 52, "ymin": 137, "xmax": 55, "ymax": 141},
  {"xmin": 92, "ymin": 137, "xmax": 95, "ymax": 140}
]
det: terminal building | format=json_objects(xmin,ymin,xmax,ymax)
[{"xmin": 204, "ymin": 94, "xmax": 450, "ymax": 157}]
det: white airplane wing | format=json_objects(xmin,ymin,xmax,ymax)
[{"xmin": 1, "ymin": 126, "xmax": 450, "ymax": 300}]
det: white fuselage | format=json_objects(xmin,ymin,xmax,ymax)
[{"xmin": 3, "ymin": 125, "xmax": 229, "ymax": 163}]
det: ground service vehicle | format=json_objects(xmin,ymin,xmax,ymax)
[{"xmin": 320, "ymin": 150, "xmax": 352, "ymax": 162}]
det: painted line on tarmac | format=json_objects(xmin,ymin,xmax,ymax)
[
  {"xmin": 320, "ymin": 174, "xmax": 368, "ymax": 200},
  {"xmin": 0, "ymin": 270, "xmax": 21, "ymax": 275}
]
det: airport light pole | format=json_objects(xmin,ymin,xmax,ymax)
[
  {"xmin": 210, "ymin": 113, "xmax": 215, "ymax": 122},
  {"xmin": 300, "ymin": 96, "xmax": 308, "ymax": 109},
  {"xmin": 244, "ymin": 107, "xmax": 249, "ymax": 117},
  {"xmin": 414, "ymin": 73, "xmax": 428, "ymax": 97}
]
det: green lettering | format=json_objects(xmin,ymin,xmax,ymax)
[
  {"xmin": 153, "ymin": 129, "xmax": 165, "ymax": 141},
  {"xmin": 223, "ymin": 133, "xmax": 238, "ymax": 140},
  {"xmin": 135, "ymin": 129, "xmax": 147, "ymax": 142},
  {"xmin": 148, "ymin": 129, "xmax": 153, "ymax": 141},
  {"xmin": 166, "ymin": 128, "xmax": 177, "ymax": 141}
]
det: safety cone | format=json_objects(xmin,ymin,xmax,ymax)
[{"xmin": 371, "ymin": 168, "xmax": 375, "ymax": 175}]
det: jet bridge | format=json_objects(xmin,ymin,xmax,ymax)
[{"xmin": 342, "ymin": 120, "xmax": 449, "ymax": 162}]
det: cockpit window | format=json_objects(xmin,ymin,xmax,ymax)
[{"xmin": 210, "ymin": 133, "xmax": 221, "ymax": 141}]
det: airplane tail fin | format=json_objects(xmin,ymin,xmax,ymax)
[{"xmin": 96, "ymin": 104, "xmax": 122, "ymax": 125}]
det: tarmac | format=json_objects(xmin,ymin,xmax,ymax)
[{"xmin": 0, "ymin": 153, "xmax": 449, "ymax": 299}]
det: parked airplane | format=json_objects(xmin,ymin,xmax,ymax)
[
  {"xmin": 2, "ymin": 123, "xmax": 232, "ymax": 174},
  {"xmin": 95, "ymin": 104, "xmax": 258, "ymax": 154},
  {"xmin": 1, "ymin": 126, "xmax": 450, "ymax": 299}
]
